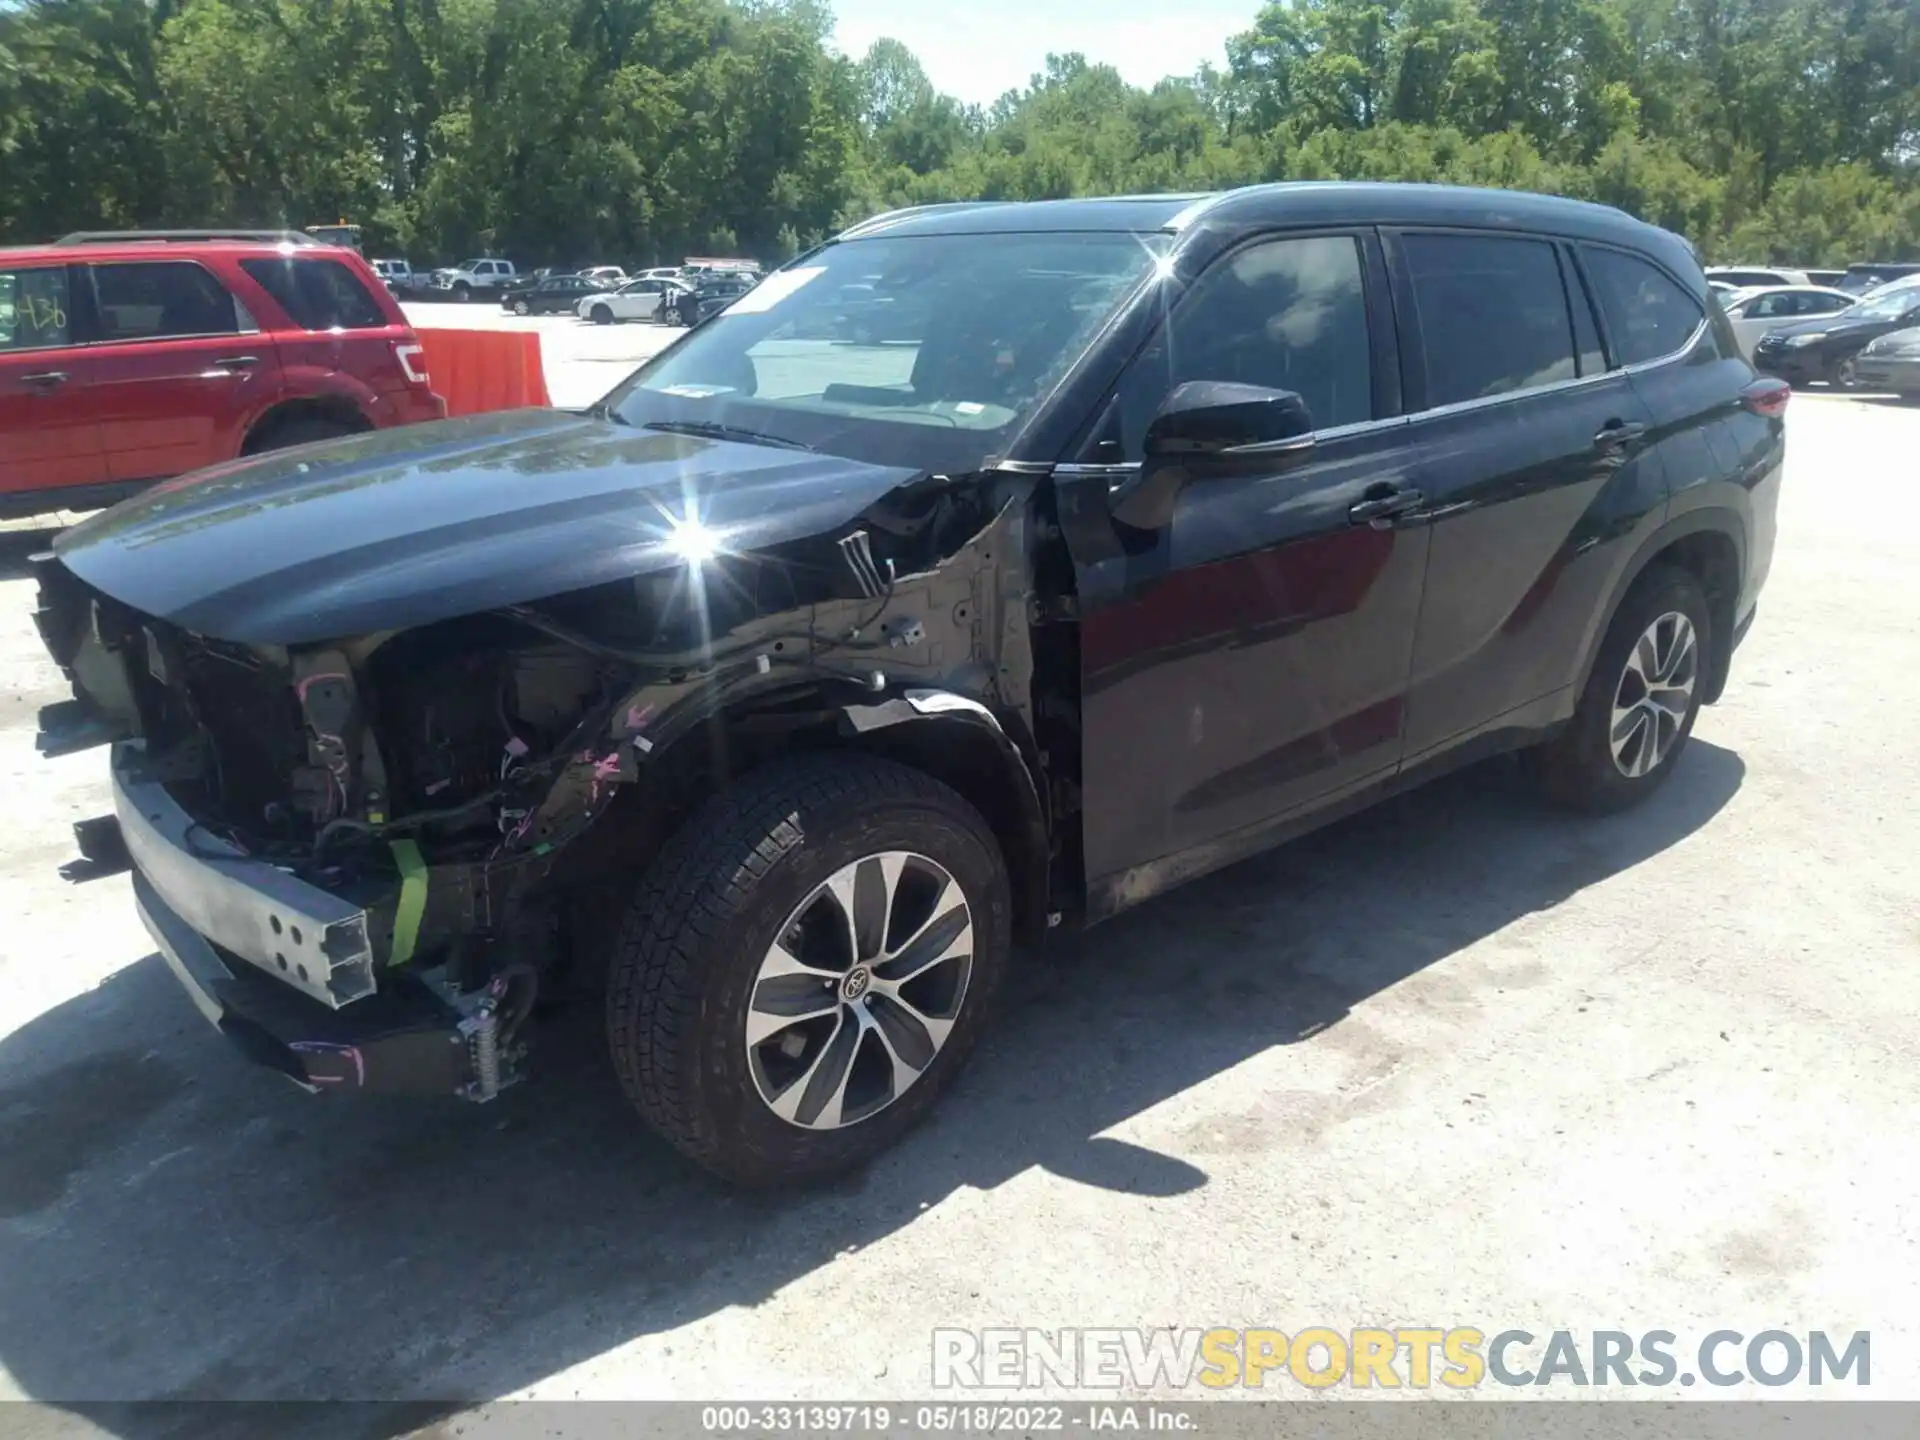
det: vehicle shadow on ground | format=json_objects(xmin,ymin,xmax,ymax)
[{"xmin": 0, "ymin": 742, "xmax": 1745, "ymax": 1432}]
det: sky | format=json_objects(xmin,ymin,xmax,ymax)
[{"xmin": 827, "ymin": 0, "xmax": 1255, "ymax": 108}]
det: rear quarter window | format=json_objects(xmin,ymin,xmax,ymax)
[
  {"xmin": 241, "ymin": 257, "xmax": 390, "ymax": 330},
  {"xmin": 1584, "ymin": 248, "xmax": 1707, "ymax": 366}
]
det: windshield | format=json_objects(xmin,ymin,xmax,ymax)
[
  {"xmin": 1849, "ymin": 290, "xmax": 1920, "ymax": 321},
  {"xmin": 602, "ymin": 231, "xmax": 1165, "ymax": 471}
]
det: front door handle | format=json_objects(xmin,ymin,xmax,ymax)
[
  {"xmin": 1348, "ymin": 486, "xmax": 1425, "ymax": 528},
  {"xmin": 212, "ymin": 355, "xmax": 260, "ymax": 371},
  {"xmin": 20, "ymin": 371, "xmax": 69, "ymax": 389},
  {"xmin": 1594, "ymin": 419, "xmax": 1648, "ymax": 449}
]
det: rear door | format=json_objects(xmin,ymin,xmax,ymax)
[
  {"xmin": 75, "ymin": 258, "xmax": 275, "ymax": 482},
  {"xmin": 1391, "ymin": 229, "xmax": 1666, "ymax": 762},
  {"xmin": 0, "ymin": 261, "xmax": 106, "ymax": 503}
]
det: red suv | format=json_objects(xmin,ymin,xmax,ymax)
[{"xmin": 0, "ymin": 229, "xmax": 445, "ymax": 520}]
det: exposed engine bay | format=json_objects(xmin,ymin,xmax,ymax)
[{"xmin": 32, "ymin": 466, "xmax": 1068, "ymax": 1102}]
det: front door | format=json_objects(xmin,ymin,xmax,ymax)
[
  {"xmin": 0, "ymin": 262, "xmax": 106, "ymax": 507},
  {"xmin": 1059, "ymin": 230, "xmax": 1429, "ymax": 912}
]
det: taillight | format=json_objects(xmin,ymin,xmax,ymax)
[
  {"xmin": 1740, "ymin": 376, "xmax": 1790, "ymax": 419},
  {"xmin": 394, "ymin": 341, "xmax": 429, "ymax": 386}
]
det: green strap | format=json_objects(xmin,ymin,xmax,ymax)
[{"xmin": 388, "ymin": 839, "xmax": 428, "ymax": 966}]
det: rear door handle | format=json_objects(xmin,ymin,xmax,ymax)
[
  {"xmin": 1348, "ymin": 486, "xmax": 1426, "ymax": 528},
  {"xmin": 20, "ymin": 371, "xmax": 69, "ymax": 389},
  {"xmin": 1594, "ymin": 419, "xmax": 1648, "ymax": 448}
]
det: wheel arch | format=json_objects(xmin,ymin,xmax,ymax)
[
  {"xmin": 240, "ymin": 393, "xmax": 375, "ymax": 455},
  {"xmin": 1578, "ymin": 509, "xmax": 1746, "ymax": 709},
  {"xmin": 568, "ymin": 682, "xmax": 1052, "ymax": 950},
  {"xmin": 837, "ymin": 691, "xmax": 1052, "ymax": 948}
]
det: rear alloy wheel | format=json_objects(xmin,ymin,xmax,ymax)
[
  {"xmin": 606, "ymin": 753, "xmax": 1012, "ymax": 1185},
  {"xmin": 591, "ymin": 305, "xmax": 614, "ymax": 325},
  {"xmin": 1526, "ymin": 564, "xmax": 1710, "ymax": 812},
  {"xmin": 512, "ymin": 298, "xmax": 531, "ymax": 315},
  {"xmin": 1828, "ymin": 356, "xmax": 1858, "ymax": 390}
]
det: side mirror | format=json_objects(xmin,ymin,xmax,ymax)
[{"xmin": 1111, "ymin": 382, "xmax": 1315, "ymax": 531}]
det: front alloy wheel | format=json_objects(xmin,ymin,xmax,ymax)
[
  {"xmin": 606, "ymin": 753, "xmax": 1012, "ymax": 1185},
  {"xmin": 512, "ymin": 298, "xmax": 530, "ymax": 315},
  {"xmin": 1609, "ymin": 612, "xmax": 1698, "ymax": 778},
  {"xmin": 1830, "ymin": 356, "xmax": 1858, "ymax": 390},
  {"xmin": 746, "ymin": 851, "xmax": 972, "ymax": 1129}
]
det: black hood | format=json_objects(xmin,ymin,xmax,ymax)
[{"xmin": 54, "ymin": 409, "xmax": 921, "ymax": 646}]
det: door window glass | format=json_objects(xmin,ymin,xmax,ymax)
[
  {"xmin": 1583, "ymin": 248, "xmax": 1706, "ymax": 366},
  {"xmin": 1402, "ymin": 233, "xmax": 1578, "ymax": 406},
  {"xmin": 1114, "ymin": 234, "xmax": 1372, "ymax": 456},
  {"xmin": 87, "ymin": 262, "xmax": 241, "ymax": 341},
  {"xmin": 0, "ymin": 267, "xmax": 72, "ymax": 350}
]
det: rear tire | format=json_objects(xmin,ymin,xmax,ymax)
[
  {"xmin": 591, "ymin": 305, "xmax": 614, "ymax": 326},
  {"xmin": 244, "ymin": 416, "xmax": 363, "ymax": 455},
  {"xmin": 1526, "ymin": 564, "xmax": 1711, "ymax": 813},
  {"xmin": 606, "ymin": 753, "xmax": 1013, "ymax": 1186}
]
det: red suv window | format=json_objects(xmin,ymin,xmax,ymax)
[
  {"xmin": 240, "ymin": 257, "xmax": 390, "ymax": 330},
  {"xmin": 87, "ymin": 260, "xmax": 242, "ymax": 341}
]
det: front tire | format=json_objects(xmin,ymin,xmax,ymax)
[
  {"xmin": 453, "ymin": 282, "xmax": 472, "ymax": 303},
  {"xmin": 606, "ymin": 753, "xmax": 1013, "ymax": 1186},
  {"xmin": 1828, "ymin": 355, "xmax": 1858, "ymax": 390},
  {"xmin": 591, "ymin": 305, "xmax": 614, "ymax": 325},
  {"xmin": 1526, "ymin": 564, "xmax": 1711, "ymax": 812},
  {"xmin": 512, "ymin": 298, "xmax": 530, "ymax": 315}
]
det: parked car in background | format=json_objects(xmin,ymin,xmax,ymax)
[
  {"xmin": 663, "ymin": 273, "xmax": 755, "ymax": 326},
  {"xmin": 27, "ymin": 185, "xmax": 1783, "ymax": 1185},
  {"xmin": 1719, "ymin": 285, "xmax": 1856, "ymax": 359},
  {"xmin": 1853, "ymin": 327, "xmax": 1920, "ymax": 398},
  {"xmin": 579, "ymin": 275, "xmax": 677, "ymax": 324},
  {"xmin": 429, "ymin": 257, "xmax": 517, "ymax": 301},
  {"xmin": 578, "ymin": 266, "xmax": 627, "ymax": 285},
  {"xmin": 1836, "ymin": 262, "xmax": 1920, "ymax": 294},
  {"xmin": 1706, "ymin": 265, "xmax": 1811, "ymax": 289},
  {"xmin": 371, "ymin": 258, "xmax": 425, "ymax": 300},
  {"xmin": 1804, "ymin": 270, "xmax": 1845, "ymax": 288},
  {"xmin": 0, "ymin": 230, "xmax": 443, "ymax": 519},
  {"xmin": 505, "ymin": 272, "xmax": 613, "ymax": 315},
  {"xmin": 1752, "ymin": 283, "xmax": 1920, "ymax": 387}
]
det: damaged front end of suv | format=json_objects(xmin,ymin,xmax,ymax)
[{"xmin": 32, "ymin": 407, "xmax": 1059, "ymax": 1106}]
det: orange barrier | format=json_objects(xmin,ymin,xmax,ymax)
[{"xmin": 413, "ymin": 329, "xmax": 551, "ymax": 416}]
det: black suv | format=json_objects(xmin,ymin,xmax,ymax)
[{"xmin": 33, "ymin": 183, "xmax": 1785, "ymax": 1185}]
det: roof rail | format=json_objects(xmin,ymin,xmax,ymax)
[
  {"xmin": 56, "ymin": 228, "xmax": 324, "ymax": 246},
  {"xmin": 835, "ymin": 202, "xmax": 1001, "ymax": 241}
]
